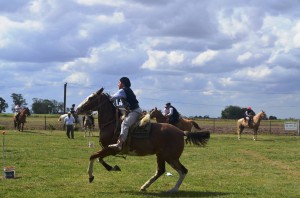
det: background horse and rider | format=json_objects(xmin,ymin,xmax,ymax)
[
  {"xmin": 58, "ymin": 114, "xmax": 83, "ymax": 130},
  {"xmin": 237, "ymin": 111, "xmax": 267, "ymax": 140},
  {"xmin": 149, "ymin": 107, "xmax": 202, "ymax": 132},
  {"xmin": 75, "ymin": 88, "xmax": 210, "ymax": 193},
  {"xmin": 82, "ymin": 113, "xmax": 94, "ymax": 137},
  {"xmin": 13, "ymin": 107, "xmax": 31, "ymax": 131}
]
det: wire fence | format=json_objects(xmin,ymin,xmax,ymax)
[{"xmin": 0, "ymin": 116, "xmax": 299, "ymax": 136}]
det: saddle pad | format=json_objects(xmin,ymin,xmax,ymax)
[{"xmin": 130, "ymin": 122, "xmax": 151, "ymax": 139}]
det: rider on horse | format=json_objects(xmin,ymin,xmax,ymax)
[
  {"xmin": 164, "ymin": 102, "xmax": 180, "ymax": 125},
  {"xmin": 244, "ymin": 107, "xmax": 256, "ymax": 126},
  {"xmin": 70, "ymin": 104, "xmax": 78, "ymax": 123},
  {"xmin": 108, "ymin": 77, "xmax": 143, "ymax": 151},
  {"xmin": 83, "ymin": 111, "xmax": 95, "ymax": 127},
  {"xmin": 14, "ymin": 103, "xmax": 23, "ymax": 122}
]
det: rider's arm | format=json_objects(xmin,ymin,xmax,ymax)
[
  {"xmin": 110, "ymin": 89, "xmax": 126, "ymax": 101},
  {"xmin": 110, "ymin": 89, "xmax": 128, "ymax": 110},
  {"xmin": 167, "ymin": 107, "xmax": 173, "ymax": 116}
]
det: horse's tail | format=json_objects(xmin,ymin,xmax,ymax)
[
  {"xmin": 192, "ymin": 121, "xmax": 201, "ymax": 130},
  {"xmin": 184, "ymin": 131, "xmax": 210, "ymax": 146}
]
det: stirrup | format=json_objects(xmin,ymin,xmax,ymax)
[{"xmin": 108, "ymin": 143, "xmax": 122, "ymax": 151}]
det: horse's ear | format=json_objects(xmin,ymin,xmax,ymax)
[{"xmin": 96, "ymin": 88, "xmax": 104, "ymax": 95}]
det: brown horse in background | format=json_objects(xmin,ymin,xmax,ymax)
[
  {"xmin": 14, "ymin": 107, "xmax": 31, "ymax": 131},
  {"xmin": 237, "ymin": 111, "xmax": 267, "ymax": 141},
  {"xmin": 76, "ymin": 88, "xmax": 210, "ymax": 193},
  {"xmin": 150, "ymin": 107, "xmax": 201, "ymax": 131}
]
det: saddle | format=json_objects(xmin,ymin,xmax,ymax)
[
  {"xmin": 244, "ymin": 117, "xmax": 254, "ymax": 127},
  {"xmin": 120, "ymin": 114, "xmax": 152, "ymax": 153},
  {"xmin": 130, "ymin": 114, "xmax": 151, "ymax": 139}
]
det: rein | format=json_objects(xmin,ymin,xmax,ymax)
[
  {"xmin": 99, "ymin": 119, "xmax": 114, "ymax": 130},
  {"xmin": 96, "ymin": 95, "xmax": 120, "ymax": 137}
]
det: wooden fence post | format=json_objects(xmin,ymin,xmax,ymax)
[{"xmin": 44, "ymin": 116, "xmax": 47, "ymax": 130}]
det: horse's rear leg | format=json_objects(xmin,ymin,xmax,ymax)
[
  {"xmin": 90, "ymin": 128, "xmax": 93, "ymax": 137},
  {"xmin": 166, "ymin": 159, "xmax": 188, "ymax": 193},
  {"xmin": 140, "ymin": 156, "xmax": 165, "ymax": 191}
]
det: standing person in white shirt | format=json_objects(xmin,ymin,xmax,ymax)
[{"xmin": 64, "ymin": 112, "xmax": 75, "ymax": 139}]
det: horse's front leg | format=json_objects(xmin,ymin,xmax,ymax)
[
  {"xmin": 88, "ymin": 158, "xmax": 95, "ymax": 182},
  {"xmin": 98, "ymin": 157, "xmax": 121, "ymax": 171},
  {"xmin": 253, "ymin": 129, "xmax": 257, "ymax": 141},
  {"xmin": 237, "ymin": 126, "xmax": 243, "ymax": 140},
  {"xmin": 88, "ymin": 148, "xmax": 120, "ymax": 183}
]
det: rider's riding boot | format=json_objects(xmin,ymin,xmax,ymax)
[{"xmin": 108, "ymin": 139, "xmax": 124, "ymax": 151}]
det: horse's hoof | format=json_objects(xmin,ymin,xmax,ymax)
[
  {"xmin": 112, "ymin": 165, "xmax": 121, "ymax": 171},
  {"xmin": 89, "ymin": 176, "xmax": 94, "ymax": 183},
  {"xmin": 140, "ymin": 188, "xmax": 146, "ymax": 192},
  {"xmin": 166, "ymin": 188, "xmax": 178, "ymax": 193}
]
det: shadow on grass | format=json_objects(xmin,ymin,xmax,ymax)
[
  {"xmin": 256, "ymin": 139, "xmax": 275, "ymax": 142},
  {"xmin": 128, "ymin": 190, "xmax": 232, "ymax": 197},
  {"xmin": 15, "ymin": 130, "xmax": 48, "ymax": 135}
]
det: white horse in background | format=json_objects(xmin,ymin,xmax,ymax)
[
  {"xmin": 83, "ymin": 114, "xmax": 94, "ymax": 137},
  {"xmin": 58, "ymin": 114, "xmax": 83, "ymax": 129}
]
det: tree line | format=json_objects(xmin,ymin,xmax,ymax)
[
  {"xmin": 0, "ymin": 94, "xmax": 277, "ymax": 119},
  {"xmin": 0, "ymin": 93, "xmax": 64, "ymax": 114}
]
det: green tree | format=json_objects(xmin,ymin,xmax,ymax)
[
  {"xmin": 32, "ymin": 98, "xmax": 64, "ymax": 114},
  {"xmin": 221, "ymin": 105, "xmax": 245, "ymax": 119},
  {"xmin": 0, "ymin": 97, "xmax": 9, "ymax": 113},
  {"xmin": 11, "ymin": 93, "xmax": 27, "ymax": 112}
]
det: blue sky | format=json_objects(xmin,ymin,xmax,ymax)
[{"xmin": 1, "ymin": 0, "xmax": 300, "ymax": 118}]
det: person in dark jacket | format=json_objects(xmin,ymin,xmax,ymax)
[
  {"xmin": 70, "ymin": 104, "xmax": 78, "ymax": 123},
  {"xmin": 244, "ymin": 106, "xmax": 256, "ymax": 125},
  {"xmin": 164, "ymin": 102, "xmax": 180, "ymax": 125},
  {"xmin": 108, "ymin": 77, "xmax": 143, "ymax": 151}
]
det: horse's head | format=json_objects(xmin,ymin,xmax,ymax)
[
  {"xmin": 149, "ymin": 107, "xmax": 160, "ymax": 118},
  {"xmin": 24, "ymin": 107, "xmax": 31, "ymax": 116},
  {"xmin": 76, "ymin": 88, "xmax": 115, "ymax": 116},
  {"xmin": 257, "ymin": 110, "xmax": 267, "ymax": 120},
  {"xmin": 260, "ymin": 110, "xmax": 267, "ymax": 120},
  {"xmin": 76, "ymin": 88, "xmax": 104, "ymax": 114}
]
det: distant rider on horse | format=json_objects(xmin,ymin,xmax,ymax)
[
  {"xmin": 82, "ymin": 111, "xmax": 95, "ymax": 127},
  {"xmin": 164, "ymin": 102, "xmax": 180, "ymax": 125},
  {"xmin": 14, "ymin": 103, "xmax": 23, "ymax": 122},
  {"xmin": 244, "ymin": 107, "xmax": 256, "ymax": 126},
  {"xmin": 70, "ymin": 104, "xmax": 78, "ymax": 123}
]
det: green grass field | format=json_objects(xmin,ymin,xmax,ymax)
[{"xmin": 0, "ymin": 129, "xmax": 299, "ymax": 198}]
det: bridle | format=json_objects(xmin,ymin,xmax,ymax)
[{"xmin": 93, "ymin": 94, "xmax": 119, "ymax": 133}]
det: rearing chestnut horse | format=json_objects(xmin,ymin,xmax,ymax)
[
  {"xmin": 76, "ymin": 88, "xmax": 210, "ymax": 193},
  {"xmin": 150, "ymin": 107, "xmax": 201, "ymax": 131},
  {"xmin": 237, "ymin": 111, "xmax": 267, "ymax": 141},
  {"xmin": 13, "ymin": 107, "xmax": 31, "ymax": 132}
]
